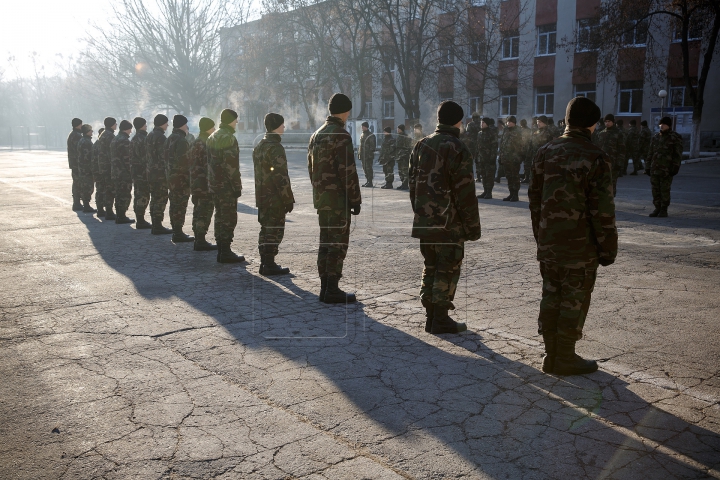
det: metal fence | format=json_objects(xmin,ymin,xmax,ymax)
[{"xmin": 0, "ymin": 126, "xmax": 66, "ymax": 151}]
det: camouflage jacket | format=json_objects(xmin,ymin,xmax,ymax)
[
  {"xmin": 647, "ymin": 130, "xmax": 683, "ymax": 175},
  {"xmin": 77, "ymin": 136, "xmax": 93, "ymax": 177},
  {"xmin": 625, "ymin": 127, "xmax": 640, "ymax": 157},
  {"xmin": 67, "ymin": 129, "xmax": 82, "ymax": 169},
  {"xmin": 189, "ymin": 132, "xmax": 211, "ymax": 197},
  {"xmin": 207, "ymin": 123, "xmax": 242, "ymax": 197},
  {"xmin": 528, "ymin": 129, "xmax": 617, "ymax": 269},
  {"xmin": 165, "ymin": 128, "xmax": 191, "ymax": 195},
  {"xmin": 396, "ymin": 132, "xmax": 413, "ymax": 156},
  {"xmin": 476, "ymin": 126, "xmax": 498, "ymax": 163},
  {"xmin": 307, "ymin": 116, "xmax": 362, "ymax": 210},
  {"xmin": 638, "ymin": 126, "xmax": 652, "ymax": 158},
  {"xmin": 499, "ymin": 125, "xmax": 524, "ymax": 165},
  {"xmin": 130, "ymin": 129, "xmax": 148, "ymax": 182},
  {"xmin": 462, "ymin": 119, "xmax": 481, "ymax": 156},
  {"xmin": 91, "ymin": 137, "xmax": 102, "ymax": 179},
  {"xmin": 378, "ymin": 135, "xmax": 396, "ymax": 165},
  {"xmin": 253, "ymin": 133, "xmax": 295, "ymax": 219},
  {"xmin": 110, "ymin": 131, "xmax": 132, "ymax": 181},
  {"xmin": 527, "ymin": 127, "xmax": 554, "ymax": 162},
  {"xmin": 358, "ymin": 131, "xmax": 377, "ymax": 163},
  {"xmin": 594, "ymin": 125, "xmax": 625, "ymax": 168},
  {"xmin": 96, "ymin": 128, "xmax": 115, "ymax": 178},
  {"xmin": 146, "ymin": 127, "xmax": 168, "ymax": 185},
  {"xmin": 520, "ymin": 125, "xmax": 533, "ymax": 161},
  {"xmin": 408, "ymin": 124, "xmax": 481, "ymax": 243}
]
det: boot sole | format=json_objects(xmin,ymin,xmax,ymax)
[
  {"xmin": 323, "ymin": 295, "xmax": 357, "ymax": 304},
  {"xmin": 217, "ymin": 257, "xmax": 246, "ymax": 263},
  {"xmin": 431, "ymin": 324, "xmax": 468, "ymax": 334},
  {"xmin": 194, "ymin": 246, "xmax": 218, "ymax": 251}
]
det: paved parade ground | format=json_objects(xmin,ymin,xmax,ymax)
[{"xmin": 1, "ymin": 149, "xmax": 719, "ymax": 479}]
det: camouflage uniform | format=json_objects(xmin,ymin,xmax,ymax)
[
  {"xmin": 378, "ymin": 135, "xmax": 397, "ymax": 184},
  {"xmin": 594, "ymin": 125, "xmax": 625, "ymax": 196},
  {"xmin": 638, "ymin": 125, "xmax": 652, "ymax": 170},
  {"xmin": 253, "ymin": 132, "xmax": 295, "ymax": 255},
  {"xmin": 498, "ymin": 125, "xmax": 525, "ymax": 194},
  {"xmin": 358, "ymin": 130, "xmax": 377, "ymax": 184},
  {"xmin": 207, "ymin": 123, "xmax": 242, "ymax": 244},
  {"xmin": 91, "ymin": 135, "xmax": 104, "ymax": 209},
  {"xmin": 409, "ymin": 124, "xmax": 481, "ymax": 309},
  {"xmin": 189, "ymin": 132, "xmax": 214, "ymax": 237},
  {"xmin": 477, "ymin": 125, "xmax": 498, "ymax": 194},
  {"xmin": 96, "ymin": 129, "xmax": 116, "ymax": 211},
  {"xmin": 625, "ymin": 126, "xmax": 640, "ymax": 172},
  {"xmin": 76, "ymin": 136, "xmax": 95, "ymax": 203},
  {"xmin": 647, "ymin": 129, "xmax": 683, "ymax": 210},
  {"xmin": 146, "ymin": 126, "xmax": 169, "ymax": 223},
  {"xmin": 110, "ymin": 131, "xmax": 133, "ymax": 215},
  {"xmin": 462, "ymin": 119, "xmax": 481, "ymax": 177},
  {"xmin": 520, "ymin": 124, "xmax": 532, "ymax": 177},
  {"xmin": 395, "ymin": 132, "xmax": 412, "ymax": 183},
  {"xmin": 525, "ymin": 126, "xmax": 554, "ymax": 182},
  {"xmin": 307, "ymin": 116, "xmax": 362, "ymax": 278},
  {"xmin": 528, "ymin": 128, "xmax": 617, "ymax": 341},
  {"xmin": 67, "ymin": 129, "xmax": 82, "ymax": 203},
  {"xmin": 165, "ymin": 128, "xmax": 192, "ymax": 229},
  {"xmin": 130, "ymin": 130, "xmax": 150, "ymax": 216},
  {"xmin": 617, "ymin": 126, "xmax": 628, "ymax": 175}
]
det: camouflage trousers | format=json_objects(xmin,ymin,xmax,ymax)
[
  {"xmin": 473, "ymin": 156, "xmax": 482, "ymax": 181},
  {"xmin": 71, "ymin": 168, "xmax": 80, "ymax": 201},
  {"xmin": 317, "ymin": 208, "xmax": 350, "ymax": 278},
  {"xmin": 496, "ymin": 161, "xmax": 505, "ymax": 180},
  {"xmin": 169, "ymin": 190, "xmax": 190, "ymax": 229},
  {"xmin": 382, "ymin": 160, "xmax": 395, "ymax": 184},
  {"xmin": 78, "ymin": 171, "xmax": 94, "ymax": 203},
  {"xmin": 258, "ymin": 212, "xmax": 286, "ymax": 256},
  {"xmin": 479, "ymin": 159, "xmax": 497, "ymax": 193},
  {"xmin": 113, "ymin": 175, "xmax": 133, "ymax": 214},
  {"xmin": 523, "ymin": 156, "xmax": 532, "ymax": 181},
  {"xmin": 396, "ymin": 152, "xmax": 410, "ymax": 182},
  {"xmin": 100, "ymin": 174, "xmax": 115, "ymax": 211},
  {"xmin": 213, "ymin": 192, "xmax": 238, "ymax": 244},
  {"xmin": 612, "ymin": 165, "xmax": 622, "ymax": 197},
  {"xmin": 651, "ymin": 173, "xmax": 674, "ymax": 208},
  {"xmin": 133, "ymin": 179, "xmax": 150, "ymax": 215},
  {"xmin": 149, "ymin": 181, "xmax": 169, "ymax": 223},
  {"xmin": 94, "ymin": 181, "xmax": 104, "ymax": 210},
  {"xmin": 191, "ymin": 195, "xmax": 214, "ymax": 237},
  {"xmin": 362, "ymin": 156, "xmax": 374, "ymax": 183},
  {"xmin": 419, "ymin": 240, "xmax": 464, "ymax": 310},
  {"xmin": 538, "ymin": 262, "xmax": 597, "ymax": 341},
  {"xmin": 502, "ymin": 159, "xmax": 522, "ymax": 193}
]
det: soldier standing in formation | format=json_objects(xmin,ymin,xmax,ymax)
[
  {"xmin": 639, "ymin": 120, "xmax": 652, "ymax": 175},
  {"xmin": 76, "ymin": 124, "xmax": 96, "ymax": 213},
  {"xmin": 594, "ymin": 114, "xmax": 625, "ymax": 197},
  {"xmin": 524, "ymin": 115, "xmax": 554, "ymax": 185},
  {"xmin": 207, "ymin": 109, "xmax": 245, "ymax": 263},
  {"xmin": 308, "ymin": 93, "xmax": 361, "ymax": 303},
  {"xmin": 626, "ymin": 119, "xmax": 641, "ymax": 175},
  {"xmin": 96, "ymin": 118, "xmax": 117, "ymax": 220},
  {"xmin": 528, "ymin": 96, "xmax": 618, "ymax": 376},
  {"xmin": 147, "ymin": 115, "xmax": 173, "ymax": 234},
  {"xmin": 395, "ymin": 125, "xmax": 412, "ymax": 190},
  {"xmin": 110, "ymin": 120, "xmax": 135, "ymax": 224},
  {"xmin": 409, "ymin": 101, "xmax": 481, "ymax": 334},
  {"xmin": 67, "ymin": 118, "xmax": 83, "ymax": 211},
  {"xmin": 189, "ymin": 118, "xmax": 218, "ymax": 251},
  {"xmin": 130, "ymin": 118, "xmax": 151, "ymax": 229},
  {"xmin": 92, "ymin": 128, "xmax": 105, "ymax": 217},
  {"xmin": 476, "ymin": 117, "xmax": 498, "ymax": 200},
  {"xmin": 647, "ymin": 116, "xmax": 683, "ymax": 218},
  {"xmin": 358, "ymin": 121, "xmax": 377, "ymax": 188},
  {"xmin": 379, "ymin": 126, "xmax": 396, "ymax": 189},
  {"xmin": 616, "ymin": 119, "xmax": 627, "ymax": 177},
  {"xmin": 498, "ymin": 116, "xmax": 524, "ymax": 202},
  {"xmin": 165, "ymin": 115, "xmax": 195, "ymax": 243},
  {"xmin": 519, "ymin": 118, "xmax": 533, "ymax": 184},
  {"xmin": 253, "ymin": 113, "xmax": 295, "ymax": 276},
  {"xmin": 494, "ymin": 119, "xmax": 505, "ymax": 183},
  {"xmin": 462, "ymin": 113, "xmax": 482, "ymax": 182}
]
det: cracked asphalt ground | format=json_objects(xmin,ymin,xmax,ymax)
[{"xmin": 1, "ymin": 149, "xmax": 719, "ymax": 480}]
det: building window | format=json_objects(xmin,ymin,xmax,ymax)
[
  {"xmin": 618, "ymin": 81, "xmax": 643, "ymax": 114},
  {"xmin": 500, "ymin": 89, "xmax": 517, "ymax": 116},
  {"xmin": 673, "ymin": 18, "xmax": 703, "ymax": 42},
  {"xmin": 535, "ymin": 87, "xmax": 554, "ymax": 115},
  {"xmin": 439, "ymin": 91, "xmax": 454, "ymax": 102},
  {"xmin": 537, "ymin": 24, "xmax": 556, "ymax": 56},
  {"xmin": 502, "ymin": 34, "xmax": 520, "ymax": 59},
  {"xmin": 440, "ymin": 46, "xmax": 454, "ymax": 66},
  {"xmin": 468, "ymin": 97, "xmax": 481, "ymax": 116},
  {"xmin": 365, "ymin": 101, "xmax": 373, "ymax": 118},
  {"xmin": 469, "ymin": 41, "xmax": 485, "ymax": 63},
  {"xmin": 574, "ymin": 83, "xmax": 596, "ymax": 103},
  {"xmin": 383, "ymin": 97, "xmax": 395, "ymax": 118},
  {"xmin": 577, "ymin": 18, "xmax": 600, "ymax": 52},
  {"xmin": 670, "ymin": 85, "xmax": 696, "ymax": 107},
  {"xmin": 623, "ymin": 19, "xmax": 649, "ymax": 46}
]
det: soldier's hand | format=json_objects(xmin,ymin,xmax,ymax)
[
  {"xmin": 286, "ymin": 203, "xmax": 294, "ymax": 214},
  {"xmin": 599, "ymin": 257, "xmax": 614, "ymax": 267},
  {"xmin": 350, "ymin": 204, "xmax": 361, "ymax": 216}
]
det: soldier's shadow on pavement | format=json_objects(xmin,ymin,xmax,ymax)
[
  {"xmin": 236, "ymin": 202, "xmax": 258, "ymax": 215},
  {"xmin": 77, "ymin": 213, "xmax": 720, "ymax": 478}
]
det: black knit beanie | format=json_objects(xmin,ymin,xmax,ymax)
[
  {"xmin": 81, "ymin": 124, "xmax": 93, "ymax": 134},
  {"xmin": 104, "ymin": 117, "xmax": 117, "ymax": 128},
  {"xmin": 133, "ymin": 117, "xmax": 146, "ymax": 129},
  {"xmin": 119, "ymin": 120, "xmax": 133, "ymax": 131},
  {"xmin": 660, "ymin": 116, "xmax": 672, "ymax": 127},
  {"xmin": 173, "ymin": 115, "xmax": 188, "ymax": 128},
  {"xmin": 397, "ymin": 124, "xmax": 405, "ymax": 131},
  {"xmin": 264, "ymin": 113, "xmax": 284, "ymax": 132},
  {"xmin": 72, "ymin": 118, "xmax": 82, "ymax": 128},
  {"xmin": 221, "ymin": 109, "xmax": 238, "ymax": 125},
  {"xmin": 383, "ymin": 126, "xmax": 391, "ymax": 133},
  {"xmin": 154, "ymin": 114, "xmax": 169, "ymax": 127},
  {"xmin": 641, "ymin": 120, "xmax": 648, "ymax": 127},
  {"xmin": 328, "ymin": 93, "xmax": 352, "ymax": 114},
  {"xmin": 629, "ymin": 119, "xmax": 637, "ymax": 126},
  {"xmin": 565, "ymin": 97, "xmax": 601, "ymax": 128},
  {"xmin": 361, "ymin": 121, "xmax": 369, "ymax": 128},
  {"xmin": 437, "ymin": 101, "xmax": 464, "ymax": 126},
  {"xmin": 199, "ymin": 117, "xmax": 215, "ymax": 132},
  {"xmin": 603, "ymin": 113, "xmax": 615, "ymax": 123},
  {"xmin": 506, "ymin": 115, "xmax": 517, "ymax": 125},
  {"xmin": 537, "ymin": 115, "xmax": 549, "ymax": 124}
]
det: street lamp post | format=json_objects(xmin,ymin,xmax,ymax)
[{"xmin": 658, "ymin": 89, "xmax": 668, "ymax": 121}]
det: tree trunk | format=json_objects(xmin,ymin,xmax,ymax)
[{"xmin": 690, "ymin": 116, "xmax": 701, "ymax": 159}]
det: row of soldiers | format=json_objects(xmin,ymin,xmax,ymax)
[{"xmin": 358, "ymin": 122, "xmax": 426, "ymax": 191}]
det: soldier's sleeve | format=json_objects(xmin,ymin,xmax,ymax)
[
  {"xmin": 672, "ymin": 134, "xmax": 683, "ymax": 167},
  {"xmin": 528, "ymin": 148, "xmax": 544, "ymax": 242},
  {"xmin": 337, "ymin": 133, "xmax": 362, "ymax": 206},
  {"xmin": 450, "ymin": 142, "xmax": 481, "ymax": 241},
  {"xmin": 225, "ymin": 138, "xmax": 242, "ymax": 197},
  {"xmin": 369, "ymin": 134, "xmax": 377, "ymax": 156},
  {"xmin": 408, "ymin": 143, "xmax": 420, "ymax": 210},
  {"xmin": 617, "ymin": 132, "xmax": 626, "ymax": 161},
  {"xmin": 307, "ymin": 135, "xmax": 314, "ymax": 180},
  {"xmin": 67, "ymin": 134, "xmax": 74, "ymax": 168},
  {"xmin": 269, "ymin": 143, "xmax": 294, "ymax": 205},
  {"xmin": 587, "ymin": 153, "xmax": 618, "ymax": 266},
  {"xmin": 121, "ymin": 138, "xmax": 132, "ymax": 165}
]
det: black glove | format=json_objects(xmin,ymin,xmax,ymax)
[
  {"xmin": 598, "ymin": 257, "xmax": 614, "ymax": 267},
  {"xmin": 350, "ymin": 204, "xmax": 361, "ymax": 216},
  {"xmin": 286, "ymin": 203, "xmax": 294, "ymax": 214}
]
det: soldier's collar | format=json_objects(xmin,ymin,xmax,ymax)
[
  {"xmin": 219, "ymin": 123, "xmax": 236, "ymax": 133},
  {"xmin": 326, "ymin": 116, "xmax": 345, "ymax": 127},
  {"xmin": 435, "ymin": 124, "xmax": 460, "ymax": 138},
  {"xmin": 264, "ymin": 132, "xmax": 282, "ymax": 142}
]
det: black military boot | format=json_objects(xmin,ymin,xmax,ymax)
[
  {"xmin": 541, "ymin": 333, "xmax": 557, "ymax": 374},
  {"xmin": 509, "ymin": 191, "xmax": 520, "ymax": 202},
  {"xmin": 649, "ymin": 208, "xmax": 660, "ymax": 217},
  {"xmin": 323, "ymin": 275, "xmax": 356, "ymax": 303},
  {"xmin": 96, "ymin": 207, "xmax": 106, "ymax": 217},
  {"xmin": 361, "ymin": 181, "xmax": 369, "ymax": 187},
  {"xmin": 484, "ymin": 189, "xmax": 493, "ymax": 200},
  {"xmin": 82, "ymin": 201, "xmax": 96, "ymax": 213},
  {"xmin": 72, "ymin": 198, "xmax": 83, "ymax": 211},
  {"xmin": 104, "ymin": 208, "xmax": 116, "ymax": 221},
  {"xmin": 430, "ymin": 306, "xmax": 467, "ymax": 334},
  {"xmin": 193, "ymin": 235, "xmax": 217, "ymax": 251},
  {"xmin": 494, "ymin": 176, "xmax": 501, "ymax": 184},
  {"xmin": 134, "ymin": 212, "xmax": 152, "ymax": 229},
  {"xmin": 397, "ymin": 180, "xmax": 409, "ymax": 191},
  {"xmin": 477, "ymin": 191, "xmax": 487, "ymax": 199},
  {"xmin": 217, "ymin": 242, "xmax": 245, "ymax": 263},
  {"xmin": 521, "ymin": 177, "xmax": 530, "ymax": 184},
  {"xmin": 658, "ymin": 207, "xmax": 668, "ymax": 218},
  {"xmin": 171, "ymin": 227, "xmax": 194, "ymax": 243},
  {"xmin": 259, "ymin": 255, "xmax": 290, "ymax": 276},
  {"xmin": 319, "ymin": 275, "xmax": 328, "ymax": 302},
  {"xmin": 115, "ymin": 212, "xmax": 135, "ymax": 224},
  {"xmin": 503, "ymin": 193, "xmax": 513, "ymax": 201},
  {"xmin": 381, "ymin": 182, "xmax": 393, "ymax": 189},
  {"xmin": 151, "ymin": 219, "xmax": 173, "ymax": 235},
  {"xmin": 421, "ymin": 299, "xmax": 434, "ymax": 333},
  {"xmin": 553, "ymin": 336, "xmax": 598, "ymax": 376},
  {"xmin": 366, "ymin": 180, "xmax": 373, "ymax": 188}
]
